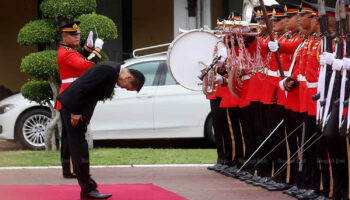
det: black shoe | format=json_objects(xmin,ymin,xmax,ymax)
[
  {"xmin": 214, "ymin": 164, "xmax": 229, "ymax": 173},
  {"xmin": 207, "ymin": 164, "xmax": 219, "ymax": 171},
  {"xmin": 252, "ymin": 177, "xmax": 271, "ymax": 187},
  {"xmin": 313, "ymin": 195, "xmax": 331, "ymax": 200},
  {"xmin": 80, "ymin": 190, "xmax": 112, "ymax": 200},
  {"xmin": 265, "ymin": 182, "xmax": 292, "ymax": 191},
  {"xmin": 63, "ymin": 173, "xmax": 76, "ymax": 179},
  {"xmin": 288, "ymin": 188, "xmax": 307, "ymax": 198},
  {"xmin": 221, "ymin": 166, "xmax": 238, "ymax": 177},
  {"xmin": 238, "ymin": 173, "xmax": 253, "ymax": 181},
  {"xmin": 295, "ymin": 189, "xmax": 319, "ymax": 200},
  {"xmin": 283, "ymin": 185, "xmax": 298, "ymax": 195},
  {"xmin": 245, "ymin": 176, "xmax": 261, "ymax": 184}
]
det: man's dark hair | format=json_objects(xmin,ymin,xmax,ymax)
[{"xmin": 129, "ymin": 69, "xmax": 145, "ymax": 92}]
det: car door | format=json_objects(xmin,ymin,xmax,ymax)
[
  {"xmin": 90, "ymin": 60, "xmax": 162, "ymax": 139},
  {"xmin": 153, "ymin": 62, "xmax": 210, "ymax": 138}
]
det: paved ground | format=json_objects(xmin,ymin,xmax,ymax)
[{"xmin": 0, "ymin": 166, "xmax": 294, "ymax": 200}]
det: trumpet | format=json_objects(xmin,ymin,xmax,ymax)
[{"xmin": 216, "ymin": 19, "xmax": 266, "ymax": 35}]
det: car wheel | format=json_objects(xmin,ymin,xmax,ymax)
[
  {"xmin": 205, "ymin": 114, "xmax": 216, "ymax": 146},
  {"xmin": 15, "ymin": 108, "xmax": 51, "ymax": 150}
]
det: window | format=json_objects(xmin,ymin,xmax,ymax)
[
  {"xmin": 165, "ymin": 70, "xmax": 177, "ymax": 85},
  {"xmin": 127, "ymin": 61, "xmax": 161, "ymax": 86}
]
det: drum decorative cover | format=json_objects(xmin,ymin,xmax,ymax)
[{"xmin": 167, "ymin": 30, "xmax": 224, "ymax": 91}]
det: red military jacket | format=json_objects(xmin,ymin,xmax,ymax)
[
  {"xmin": 260, "ymin": 33, "xmax": 290, "ymax": 105},
  {"xmin": 246, "ymin": 35, "xmax": 269, "ymax": 103},
  {"xmin": 279, "ymin": 33, "xmax": 304, "ymax": 112},
  {"xmin": 298, "ymin": 35, "xmax": 315, "ymax": 113},
  {"xmin": 55, "ymin": 44, "xmax": 102, "ymax": 110},
  {"xmin": 304, "ymin": 38, "xmax": 322, "ymax": 116}
]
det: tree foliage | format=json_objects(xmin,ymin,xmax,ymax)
[
  {"xmin": 77, "ymin": 14, "xmax": 118, "ymax": 41},
  {"xmin": 21, "ymin": 81, "xmax": 53, "ymax": 105},
  {"xmin": 20, "ymin": 50, "xmax": 59, "ymax": 80},
  {"xmin": 40, "ymin": 0, "xmax": 97, "ymax": 19},
  {"xmin": 17, "ymin": 19, "xmax": 59, "ymax": 46}
]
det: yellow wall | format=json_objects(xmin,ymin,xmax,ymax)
[
  {"xmin": 132, "ymin": 0, "xmax": 173, "ymax": 55},
  {"xmin": 212, "ymin": 0, "xmax": 224, "ymax": 28},
  {"xmin": 0, "ymin": 1, "xmax": 37, "ymax": 93}
]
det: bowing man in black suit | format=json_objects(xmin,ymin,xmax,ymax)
[{"xmin": 57, "ymin": 61, "xmax": 145, "ymax": 199}]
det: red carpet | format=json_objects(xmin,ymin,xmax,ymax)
[{"xmin": 0, "ymin": 184, "xmax": 187, "ymax": 200}]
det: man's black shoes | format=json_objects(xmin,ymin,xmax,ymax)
[
  {"xmin": 63, "ymin": 173, "xmax": 77, "ymax": 179},
  {"xmin": 81, "ymin": 190, "xmax": 112, "ymax": 199}
]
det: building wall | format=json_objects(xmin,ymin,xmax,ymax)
[
  {"xmin": 212, "ymin": 0, "xmax": 224, "ymax": 28},
  {"xmin": 0, "ymin": 0, "xmax": 37, "ymax": 93},
  {"xmin": 132, "ymin": 0, "xmax": 174, "ymax": 56}
]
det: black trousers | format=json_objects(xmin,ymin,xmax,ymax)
[
  {"xmin": 250, "ymin": 101, "xmax": 270, "ymax": 176},
  {"xmin": 210, "ymin": 98, "xmax": 233, "ymax": 165},
  {"xmin": 61, "ymin": 109, "xmax": 97, "ymax": 193},
  {"xmin": 60, "ymin": 111, "xmax": 73, "ymax": 176}
]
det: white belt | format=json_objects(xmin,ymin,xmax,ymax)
[
  {"xmin": 61, "ymin": 77, "xmax": 78, "ymax": 84},
  {"xmin": 267, "ymin": 69, "xmax": 290, "ymax": 77},
  {"xmin": 306, "ymin": 81, "xmax": 318, "ymax": 88},
  {"xmin": 241, "ymin": 75, "xmax": 251, "ymax": 81},
  {"xmin": 297, "ymin": 74, "xmax": 306, "ymax": 82}
]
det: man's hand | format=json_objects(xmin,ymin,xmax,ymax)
[
  {"xmin": 94, "ymin": 38, "xmax": 104, "ymax": 49},
  {"xmin": 86, "ymin": 31, "xmax": 94, "ymax": 48},
  {"xmin": 71, "ymin": 114, "xmax": 83, "ymax": 127},
  {"xmin": 283, "ymin": 77, "xmax": 297, "ymax": 91}
]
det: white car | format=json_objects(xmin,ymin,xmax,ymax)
[{"xmin": 0, "ymin": 55, "xmax": 215, "ymax": 150}]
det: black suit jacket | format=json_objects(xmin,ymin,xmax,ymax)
[{"xmin": 57, "ymin": 61, "xmax": 121, "ymax": 123}]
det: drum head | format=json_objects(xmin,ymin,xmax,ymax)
[{"xmin": 167, "ymin": 30, "xmax": 224, "ymax": 91}]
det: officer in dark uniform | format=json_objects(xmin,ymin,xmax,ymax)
[{"xmin": 56, "ymin": 21, "xmax": 104, "ymax": 179}]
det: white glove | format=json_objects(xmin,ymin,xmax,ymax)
[
  {"xmin": 319, "ymin": 54, "xmax": 326, "ymax": 66},
  {"xmin": 323, "ymin": 52, "xmax": 335, "ymax": 65},
  {"xmin": 332, "ymin": 59, "xmax": 343, "ymax": 71},
  {"xmin": 86, "ymin": 31, "xmax": 94, "ymax": 48},
  {"xmin": 214, "ymin": 74, "xmax": 223, "ymax": 85},
  {"xmin": 279, "ymin": 78, "xmax": 287, "ymax": 91},
  {"xmin": 216, "ymin": 46, "xmax": 227, "ymax": 69},
  {"xmin": 268, "ymin": 41, "xmax": 279, "ymax": 52},
  {"xmin": 343, "ymin": 58, "xmax": 350, "ymax": 70},
  {"xmin": 94, "ymin": 38, "xmax": 104, "ymax": 49}
]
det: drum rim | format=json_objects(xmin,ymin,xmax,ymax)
[{"xmin": 166, "ymin": 30, "xmax": 221, "ymax": 91}]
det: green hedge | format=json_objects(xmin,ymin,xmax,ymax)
[
  {"xmin": 21, "ymin": 81, "xmax": 53, "ymax": 105},
  {"xmin": 17, "ymin": 19, "xmax": 59, "ymax": 46},
  {"xmin": 21, "ymin": 50, "xmax": 59, "ymax": 80},
  {"xmin": 77, "ymin": 14, "xmax": 118, "ymax": 41},
  {"xmin": 40, "ymin": 0, "xmax": 96, "ymax": 19}
]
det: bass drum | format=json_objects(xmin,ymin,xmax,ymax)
[{"xmin": 167, "ymin": 30, "xmax": 224, "ymax": 91}]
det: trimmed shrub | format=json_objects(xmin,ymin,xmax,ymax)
[
  {"xmin": 21, "ymin": 50, "xmax": 59, "ymax": 80},
  {"xmin": 77, "ymin": 14, "xmax": 118, "ymax": 41},
  {"xmin": 21, "ymin": 81, "xmax": 53, "ymax": 105},
  {"xmin": 17, "ymin": 19, "xmax": 59, "ymax": 46},
  {"xmin": 40, "ymin": 0, "xmax": 96, "ymax": 19}
]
